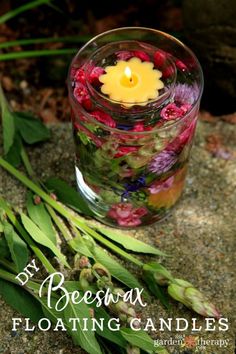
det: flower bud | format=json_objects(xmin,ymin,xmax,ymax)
[
  {"xmin": 127, "ymin": 307, "xmax": 136, "ymax": 318},
  {"xmin": 115, "ymin": 301, "xmax": 129, "ymax": 314},
  {"xmin": 96, "ymin": 276, "xmax": 112, "ymax": 290},
  {"xmin": 79, "ymin": 256, "xmax": 90, "ymax": 269},
  {"xmin": 92, "ymin": 263, "xmax": 111, "ymax": 280},
  {"xmin": 113, "ymin": 288, "xmax": 125, "ymax": 297},
  {"xmin": 119, "ymin": 313, "xmax": 127, "ymax": 322},
  {"xmin": 168, "ymin": 279, "xmax": 221, "ymax": 318},
  {"xmin": 79, "ymin": 269, "xmax": 94, "ymax": 290},
  {"xmin": 33, "ymin": 195, "xmax": 41, "ymax": 205}
]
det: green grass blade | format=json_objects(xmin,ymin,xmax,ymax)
[
  {"xmin": 0, "ymin": 36, "xmax": 91, "ymax": 49},
  {"xmin": 0, "ymin": 48, "xmax": 77, "ymax": 61},
  {"xmin": 0, "ymin": 0, "xmax": 52, "ymax": 24}
]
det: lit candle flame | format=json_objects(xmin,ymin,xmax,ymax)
[{"xmin": 124, "ymin": 66, "xmax": 132, "ymax": 81}]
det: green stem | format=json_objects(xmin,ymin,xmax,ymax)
[
  {"xmin": 0, "ymin": 0, "xmax": 52, "ymax": 24},
  {"xmin": 0, "ymin": 195, "xmax": 56, "ymax": 275},
  {"xmin": 0, "ymin": 267, "xmax": 41, "ymax": 292},
  {"xmin": 0, "ymin": 157, "xmax": 143, "ymax": 267},
  {"xmin": 46, "ymin": 204, "xmax": 72, "ymax": 242},
  {"xmin": 0, "ymin": 36, "xmax": 91, "ymax": 49},
  {"xmin": 20, "ymin": 146, "xmax": 35, "ymax": 178},
  {"xmin": 0, "ymin": 48, "xmax": 77, "ymax": 61},
  {"xmin": 0, "ymin": 259, "xmax": 17, "ymax": 273}
]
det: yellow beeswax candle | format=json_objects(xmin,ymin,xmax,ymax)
[{"xmin": 99, "ymin": 57, "xmax": 164, "ymax": 107}]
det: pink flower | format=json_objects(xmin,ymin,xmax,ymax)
[
  {"xmin": 116, "ymin": 51, "xmax": 134, "ymax": 61},
  {"xmin": 107, "ymin": 203, "xmax": 148, "ymax": 227},
  {"xmin": 90, "ymin": 109, "xmax": 116, "ymax": 128},
  {"xmin": 166, "ymin": 119, "xmax": 197, "ymax": 153},
  {"xmin": 74, "ymin": 82, "xmax": 93, "ymax": 111},
  {"xmin": 74, "ymin": 65, "xmax": 104, "ymax": 86},
  {"xmin": 160, "ymin": 103, "xmax": 191, "ymax": 121},
  {"xmin": 75, "ymin": 68, "xmax": 86, "ymax": 84},
  {"xmin": 160, "ymin": 103, "xmax": 185, "ymax": 120},
  {"xmin": 89, "ymin": 66, "xmax": 105, "ymax": 85},
  {"xmin": 148, "ymin": 176, "xmax": 174, "ymax": 194}
]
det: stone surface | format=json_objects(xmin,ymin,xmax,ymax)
[
  {"xmin": 0, "ymin": 118, "xmax": 235, "ymax": 353},
  {"xmin": 183, "ymin": 0, "xmax": 236, "ymax": 114}
]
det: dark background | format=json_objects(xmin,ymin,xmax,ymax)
[{"xmin": 0, "ymin": 0, "xmax": 236, "ymax": 117}]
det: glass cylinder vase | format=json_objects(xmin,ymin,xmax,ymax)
[{"xmin": 68, "ymin": 27, "xmax": 203, "ymax": 228}]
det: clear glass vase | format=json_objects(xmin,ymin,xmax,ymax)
[{"xmin": 68, "ymin": 27, "xmax": 203, "ymax": 228}]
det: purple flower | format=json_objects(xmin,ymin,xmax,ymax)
[
  {"xmin": 174, "ymin": 83, "xmax": 199, "ymax": 105},
  {"xmin": 148, "ymin": 150, "xmax": 177, "ymax": 174}
]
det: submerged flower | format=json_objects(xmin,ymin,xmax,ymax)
[
  {"xmin": 74, "ymin": 65, "xmax": 104, "ymax": 86},
  {"xmin": 115, "ymin": 146, "xmax": 139, "ymax": 158},
  {"xmin": 148, "ymin": 150, "xmax": 177, "ymax": 174},
  {"xmin": 160, "ymin": 103, "xmax": 186, "ymax": 121},
  {"xmin": 174, "ymin": 83, "xmax": 199, "ymax": 105},
  {"xmin": 132, "ymin": 50, "xmax": 150, "ymax": 62},
  {"xmin": 107, "ymin": 203, "xmax": 148, "ymax": 227},
  {"xmin": 116, "ymin": 50, "xmax": 150, "ymax": 62},
  {"xmin": 166, "ymin": 119, "xmax": 197, "ymax": 153},
  {"xmin": 74, "ymin": 82, "xmax": 89, "ymax": 102},
  {"xmin": 148, "ymin": 176, "xmax": 174, "ymax": 194},
  {"xmin": 89, "ymin": 66, "xmax": 105, "ymax": 85},
  {"xmin": 175, "ymin": 59, "xmax": 188, "ymax": 71},
  {"xmin": 153, "ymin": 50, "xmax": 168, "ymax": 67},
  {"xmin": 90, "ymin": 110, "xmax": 116, "ymax": 128}
]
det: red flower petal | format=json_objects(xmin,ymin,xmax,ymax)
[
  {"xmin": 133, "ymin": 50, "xmax": 150, "ymax": 62},
  {"xmin": 154, "ymin": 50, "xmax": 168, "ymax": 67},
  {"xmin": 115, "ymin": 146, "xmax": 139, "ymax": 158},
  {"xmin": 75, "ymin": 68, "xmax": 86, "ymax": 84},
  {"xmin": 90, "ymin": 109, "xmax": 116, "ymax": 128}
]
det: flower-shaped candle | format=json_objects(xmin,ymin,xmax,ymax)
[{"xmin": 99, "ymin": 57, "xmax": 164, "ymax": 107}]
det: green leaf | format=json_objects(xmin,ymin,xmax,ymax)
[
  {"xmin": 3, "ymin": 222, "xmax": 29, "ymax": 272},
  {"xmin": 143, "ymin": 262, "xmax": 173, "ymax": 282},
  {"xmin": 68, "ymin": 235, "xmax": 93, "ymax": 258},
  {"xmin": 0, "ymin": 85, "xmax": 15, "ymax": 154},
  {"xmin": 98, "ymin": 227, "xmax": 167, "ymax": 257},
  {"xmin": 64, "ymin": 284, "xmax": 102, "ymax": 354},
  {"xmin": 121, "ymin": 328, "xmax": 165, "ymax": 353},
  {"xmin": 26, "ymin": 191, "xmax": 57, "ymax": 245},
  {"xmin": 88, "ymin": 244, "xmax": 143, "ymax": 290},
  {"xmin": 94, "ymin": 306, "xmax": 127, "ymax": 348},
  {"xmin": 20, "ymin": 213, "xmax": 70, "ymax": 268},
  {"xmin": 0, "ymin": 237, "xmax": 10, "ymax": 258},
  {"xmin": 5, "ymin": 134, "xmax": 22, "ymax": 167},
  {"xmin": 39, "ymin": 296, "xmax": 66, "ymax": 325},
  {"xmin": 14, "ymin": 111, "xmax": 50, "ymax": 144},
  {"xmin": 143, "ymin": 272, "xmax": 170, "ymax": 310},
  {"xmin": 45, "ymin": 177, "xmax": 94, "ymax": 216},
  {"xmin": 0, "ymin": 279, "xmax": 44, "ymax": 323}
]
